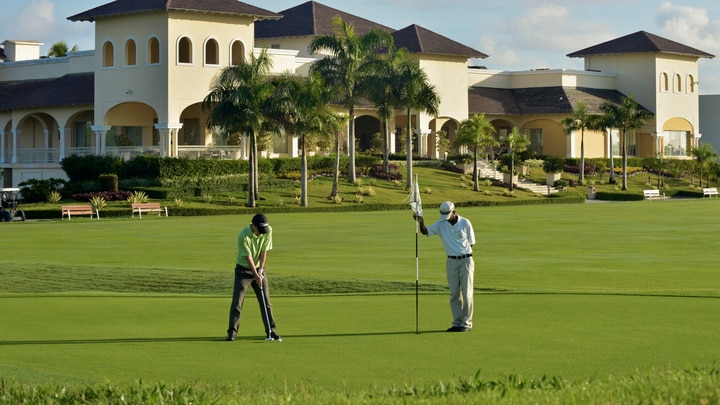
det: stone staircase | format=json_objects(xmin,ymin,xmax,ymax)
[{"xmin": 474, "ymin": 160, "xmax": 559, "ymax": 195}]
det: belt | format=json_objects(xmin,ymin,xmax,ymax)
[{"xmin": 447, "ymin": 254, "xmax": 472, "ymax": 259}]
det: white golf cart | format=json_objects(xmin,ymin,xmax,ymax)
[{"xmin": 1, "ymin": 188, "xmax": 26, "ymax": 222}]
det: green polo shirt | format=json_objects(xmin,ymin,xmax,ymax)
[{"xmin": 236, "ymin": 224, "xmax": 273, "ymax": 268}]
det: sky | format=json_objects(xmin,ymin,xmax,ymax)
[{"xmin": 2, "ymin": 0, "xmax": 720, "ymax": 93}]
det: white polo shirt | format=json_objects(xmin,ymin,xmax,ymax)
[{"xmin": 426, "ymin": 215, "xmax": 475, "ymax": 256}]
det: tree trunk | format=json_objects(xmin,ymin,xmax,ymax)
[
  {"xmin": 621, "ymin": 130, "xmax": 628, "ymax": 191},
  {"xmin": 330, "ymin": 130, "xmax": 340, "ymax": 198},
  {"xmin": 246, "ymin": 133, "xmax": 256, "ymax": 207},
  {"xmin": 405, "ymin": 108, "xmax": 413, "ymax": 189},
  {"xmin": 608, "ymin": 129, "xmax": 616, "ymax": 184},
  {"xmin": 472, "ymin": 145, "xmax": 479, "ymax": 192},
  {"xmin": 579, "ymin": 129, "xmax": 585, "ymax": 184},
  {"xmin": 301, "ymin": 136, "xmax": 308, "ymax": 207},
  {"xmin": 347, "ymin": 104, "xmax": 356, "ymax": 183},
  {"xmin": 382, "ymin": 119, "xmax": 390, "ymax": 174}
]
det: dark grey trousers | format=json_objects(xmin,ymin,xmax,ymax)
[{"xmin": 227, "ymin": 264, "xmax": 276, "ymax": 336}]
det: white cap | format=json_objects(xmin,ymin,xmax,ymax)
[{"xmin": 439, "ymin": 201, "xmax": 454, "ymax": 220}]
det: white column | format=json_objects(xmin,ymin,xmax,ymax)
[
  {"xmin": 11, "ymin": 129, "xmax": 19, "ymax": 163},
  {"xmin": 0, "ymin": 130, "xmax": 5, "ymax": 164},
  {"xmin": 91, "ymin": 125, "xmax": 110, "ymax": 155},
  {"xmin": 654, "ymin": 132, "xmax": 664, "ymax": 157},
  {"xmin": 154, "ymin": 123, "xmax": 183, "ymax": 157},
  {"xmin": 58, "ymin": 128, "xmax": 67, "ymax": 160},
  {"xmin": 172, "ymin": 128, "xmax": 179, "ymax": 157}
]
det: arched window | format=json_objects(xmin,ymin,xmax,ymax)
[
  {"xmin": 178, "ymin": 36, "xmax": 192, "ymax": 64},
  {"xmin": 147, "ymin": 36, "xmax": 160, "ymax": 65},
  {"xmin": 660, "ymin": 72, "xmax": 669, "ymax": 92},
  {"xmin": 102, "ymin": 41, "xmax": 115, "ymax": 68},
  {"xmin": 230, "ymin": 40, "xmax": 245, "ymax": 65},
  {"xmin": 124, "ymin": 39, "xmax": 137, "ymax": 66},
  {"xmin": 204, "ymin": 38, "xmax": 219, "ymax": 65},
  {"xmin": 675, "ymin": 73, "xmax": 682, "ymax": 92},
  {"xmin": 687, "ymin": 74, "xmax": 697, "ymax": 93}
]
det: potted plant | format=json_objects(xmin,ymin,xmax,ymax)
[{"xmin": 543, "ymin": 156, "xmax": 565, "ymax": 186}]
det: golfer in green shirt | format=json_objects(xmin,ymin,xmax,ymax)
[{"xmin": 226, "ymin": 213, "xmax": 281, "ymax": 341}]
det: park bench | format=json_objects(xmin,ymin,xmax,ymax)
[
  {"xmin": 643, "ymin": 190, "xmax": 666, "ymax": 200},
  {"xmin": 132, "ymin": 202, "xmax": 168, "ymax": 218},
  {"xmin": 62, "ymin": 205, "xmax": 99, "ymax": 220},
  {"xmin": 703, "ymin": 187, "xmax": 718, "ymax": 198}
]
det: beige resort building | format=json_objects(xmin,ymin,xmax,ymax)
[{"xmin": 0, "ymin": 0, "xmax": 715, "ymax": 188}]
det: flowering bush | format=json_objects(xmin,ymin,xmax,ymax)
[
  {"xmin": 369, "ymin": 164, "xmax": 403, "ymax": 181},
  {"xmin": 72, "ymin": 191, "xmax": 132, "ymax": 202}
]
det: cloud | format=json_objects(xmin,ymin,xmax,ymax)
[
  {"xmin": 656, "ymin": 1, "xmax": 720, "ymax": 52},
  {"xmin": 13, "ymin": 0, "xmax": 58, "ymax": 40},
  {"xmin": 481, "ymin": 5, "xmax": 612, "ymax": 69}
]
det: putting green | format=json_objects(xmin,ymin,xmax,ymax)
[{"xmin": 1, "ymin": 293, "xmax": 718, "ymax": 391}]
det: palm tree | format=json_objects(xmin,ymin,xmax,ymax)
[
  {"xmin": 503, "ymin": 127, "xmax": 530, "ymax": 192},
  {"xmin": 273, "ymin": 72, "xmax": 342, "ymax": 206},
  {"xmin": 361, "ymin": 45, "xmax": 407, "ymax": 174},
  {"xmin": 47, "ymin": 41, "xmax": 78, "ymax": 57},
  {"xmin": 202, "ymin": 49, "xmax": 275, "ymax": 207},
  {"xmin": 395, "ymin": 57, "xmax": 440, "ymax": 189},
  {"xmin": 587, "ymin": 113, "xmax": 617, "ymax": 184},
  {"xmin": 454, "ymin": 114, "xmax": 497, "ymax": 191},
  {"xmin": 309, "ymin": 16, "xmax": 394, "ymax": 183},
  {"xmin": 600, "ymin": 95, "xmax": 652, "ymax": 191},
  {"xmin": 690, "ymin": 143, "xmax": 718, "ymax": 188},
  {"xmin": 561, "ymin": 101, "xmax": 596, "ymax": 184}
]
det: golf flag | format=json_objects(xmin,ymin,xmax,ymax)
[
  {"xmin": 409, "ymin": 174, "xmax": 422, "ymax": 334},
  {"xmin": 409, "ymin": 174, "xmax": 423, "ymax": 217}
]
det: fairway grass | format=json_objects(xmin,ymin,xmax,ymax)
[
  {"xmin": 1, "ymin": 199, "xmax": 720, "ymax": 401},
  {"xmin": 2, "ymin": 294, "xmax": 719, "ymax": 390}
]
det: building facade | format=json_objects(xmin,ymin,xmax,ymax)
[{"xmin": 0, "ymin": 0, "xmax": 714, "ymax": 188}]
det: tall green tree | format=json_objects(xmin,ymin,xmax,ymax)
[
  {"xmin": 454, "ymin": 114, "xmax": 497, "ymax": 191},
  {"xmin": 503, "ymin": 127, "xmax": 530, "ymax": 192},
  {"xmin": 202, "ymin": 49, "xmax": 275, "ymax": 207},
  {"xmin": 600, "ymin": 95, "xmax": 652, "ymax": 191},
  {"xmin": 561, "ymin": 101, "xmax": 596, "ymax": 184},
  {"xmin": 690, "ymin": 142, "xmax": 718, "ymax": 188},
  {"xmin": 309, "ymin": 16, "xmax": 394, "ymax": 183},
  {"xmin": 588, "ymin": 113, "xmax": 617, "ymax": 184},
  {"xmin": 47, "ymin": 41, "xmax": 78, "ymax": 57},
  {"xmin": 361, "ymin": 46, "xmax": 407, "ymax": 174},
  {"xmin": 273, "ymin": 72, "xmax": 342, "ymax": 207},
  {"xmin": 395, "ymin": 57, "xmax": 440, "ymax": 189}
]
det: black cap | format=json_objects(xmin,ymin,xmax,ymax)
[{"xmin": 251, "ymin": 213, "xmax": 270, "ymax": 234}]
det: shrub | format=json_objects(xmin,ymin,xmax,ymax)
[
  {"xmin": 127, "ymin": 190, "xmax": 149, "ymax": 204},
  {"xmin": 90, "ymin": 196, "xmax": 106, "ymax": 210},
  {"xmin": 543, "ymin": 156, "xmax": 565, "ymax": 173},
  {"xmin": 46, "ymin": 190, "xmax": 62, "ymax": 204},
  {"xmin": 369, "ymin": 164, "xmax": 403, "ymax": 181},
  {"xmin": 61, "ymin": 154, "xmax": 124, "ymax": 182},
  {"xmin": 72, "ymin": 191, "xmax": 132, "ymax": 202},
  {"xmin": 99, "ymin": 174, "xmax": 119, "ymax": 192},
  {"xmin": 18, "ymin": 178, "xmax": 67, "ymax": 203}
]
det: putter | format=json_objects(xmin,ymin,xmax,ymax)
[{"xmin": 258, "ymin": 279, "xmax": 274, "ymax": 341}]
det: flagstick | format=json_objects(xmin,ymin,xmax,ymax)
[
  {"xmin": 415, "ymin": 216, "xmax": 419, "ymax": 335},
  {"xmin": 414, "ymin": 174, "xmax": 420, "ymax": 335}
]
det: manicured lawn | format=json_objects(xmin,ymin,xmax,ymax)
[{"xmin": 1, "ymin": 199, "xmax": 719, "ymax": 400}]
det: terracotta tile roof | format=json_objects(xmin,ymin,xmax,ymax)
[
  {"xmin": 392, "ymin": 24, "xmax": 487, "ymax": 59},
  {"xmin": 68, "ymin": 0, "xmax": 281, "ymax": 22},
  {"xmin": 255, "ymin": 1, "xmax": 394, "ymax": 39},
  {"xmin": 468, "ymin": 86, "xmax": 646, "ymax": 116},
  {"xmin": 567, "ymin": 31, "xmax": 714, "ymax": 59},
  {"xmin": 0, "ymin": 73, "xmax": 94, "ymax": 111}
]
